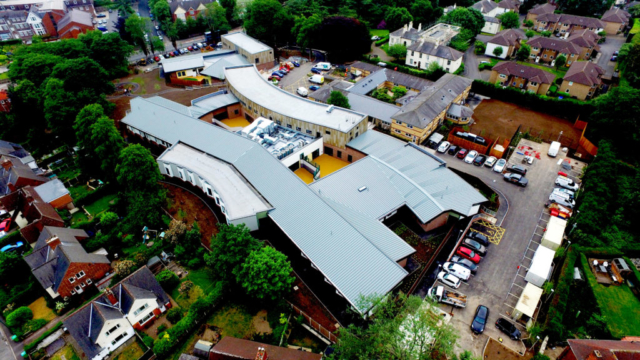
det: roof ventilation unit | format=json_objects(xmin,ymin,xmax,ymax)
[
  {"xmin": 358, "ymin": 186, "xmax": 367, "ymax": 192},
  {"xmin": 327, "ymin": 105, "xmax": 334, "ymax": 113}
]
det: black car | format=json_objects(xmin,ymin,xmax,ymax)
[
  {"xmin": 447, "ymin": 145, "xmax": 458, "ymax": 155},
  {"xmin": 467, "ymin": 231, "xmax": 489, "ymax": 246},
  {"xmin": 508, "ymin": 164, "xmax": 527, "ymax": 176},
  {"xmin": 504, "ymin": 173, "xmax": 528, "ymax": 187},
  {"xmin": 473, "ymin": 155, "xmax": 486, "ymax": 166},
  {"xmin": 496, "ymin": 318, "xmax": 521, "ymax": 340},
  {"xmin": 471, "ymin": 305, "xmax": 489, "ymax": 335},
  {"xmin": 450, "ymin": 255, "xmax": 478, "ymax": 274}
]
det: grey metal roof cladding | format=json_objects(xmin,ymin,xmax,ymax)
[
  {"xmin": 160, "ymin": 49, "xmax": 236, "ymax": 73},
  {"xmin": 346, "ymin": 93, "xmax": 400, "ymax": 124},
  {"xmin": 222, "ymin": 32, "xmax": 272, "ymax": 54},
  {"xmin": 199, "ymin": 54, "xmax": 249, "ymax": 80},
  {"xmin": 224, "ymin": 65, "xmax": 367, "ymax": 133},
  {"xmin": 348, "ymin": 69, "xmax": 433, "ymax": 96},
  {"xmin": 122, "ymin": 97, "xmax": 408, "ymax": 312},
  {"xmin": 190, "ymin": 93, "xmax": 239, "ymax": 114},
  {"xmin": 145, "ymin": 96, "xmax": 207, "ymax": 118},
  {"xmin": 34, "ymin": 179, "xmax": 69, "ymax": 203},
  {"xmin": 347, "ymin": 131, "xmax": 487, "ymax": 217}
]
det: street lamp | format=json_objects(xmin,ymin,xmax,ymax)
[
  {"xmin": 529, "ymin": 336, "xmax": 541, "ymax": 351},
  {"xmin": 546, "ymin": 288, "xmax": 555, "ymax": 302}
]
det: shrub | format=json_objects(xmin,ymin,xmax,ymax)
[
  {"xmin": 178, "ymin": 281, "xmax": 193, "ymax": 295},
  {"xmin": 23, "ymin": 319, "xmax": 47, "ymax": 333},
  {"xmin": 156, "ymin": 270, "xmax": 180, "ymax": 291},
  {"xmin": 544, "ymin": 246, "xmax": 579, "ymax": 340},
  {"xmin": 166, "ymin": 307, "xmax": 183, "ymax": 324},
  {"xmin": 113, "ymin": 259, "xmax": 137, "ymax": 278},
  {"xmin": 478, "ymin": 63, "xmax": 493, "ymax": 71},
  {"xmin": 541, "ymin": 31, "xmax": 552, "ymax": 37},
  {"xmin": 140, "ymin": 333, "xmax": 154, "ymax": 349},
  {"xmin": 99, "ymin": 212, "xmax": 118, "ymax": 229},
  {"xmin": 474, "ymin": 40, "xmax": 486, "ymax": 55},
  {"xmin": 157, "ymin": 324, "xmax": 167, "ymax": 334},
  {"xmin": 453, "ymin": 62, "xmax": 465, "ymax": 75},
  {"xmin": 23, "ymin": 322, "xmax": 63, "ymax": 352},
  {"xmin": 375, "ymin": 36, "xmax": 389, "ymax": 46},
  {"xmin": 6, "ymin": 306, "xmax": 33, "ymax": 327},
  {"xmin": 187, "ymin": 258, "xmax": 203, "ymax": 269}
]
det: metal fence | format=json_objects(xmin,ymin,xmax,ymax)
[{"xmin": 287, "ymin": 301, "xmax": 338, "ymax": 343}]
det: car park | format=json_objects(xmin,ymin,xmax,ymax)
[
  {"xmin": 97, "ymin": 13, "xmax": 106, "ymax": 18},
  {"xmin": 456, "ymin": 148, "xmax": 468, "ymax": 159},
  {"xmin": 463, "ymin": 238, "xmax": 487, "ymax": 256},
  {"xmin": 450, "ymin": 255, "xmax": 478, "ymax": 274},
  {"xmin": 496, "ymin": 318, "xmax": 521, "ymax": 340},
  {"xmin": 0, "ymin": 241, "xmax": 23, "ymax": 253},
  {"xmin": 484, "ymin": 156, "xmax": 497, "ymax": 168},
  {"xmin": 456, "ymin": 246, "xmax": 481, "ymax": 264},
  {"xmin": 555, "ymin": 176, "xmax": 579, "ymax": 191},
  {"xmin": 447, "ymin": 145, "xmax": 458, "ymax": 155},
  {"xmin": 549, "ymin": 192, "xmax": 575, "ymax": 208},
  {"xmin": 437, "ymin": 271, "xmax": 462, "ymax": 289},
  {"xmin": 464, "ymin": 150, "xmax": 478, "ymax": 164},
  {"xmin": 553, "ymin": 187, "xmax": 575, "ymax": 199},
  {"xmin": 473, "ymin": 155, "xmax": 486, "ymax": 166},
  {"xmin": 471, "ymin": 305, "xmax": 490, "ymax": 335},
  {"xmin": 296, "ymin": 87, "xmax": 308, "ymax": 97},
  {"xmin": 437, "ymin": 141, "xmax": 451, "ymax": 153},
  {"xmin": 508, "ymin": 164, "xmax": 528, "ymax": 176},
  {"xmin": 493, "ymin": 158, "xmax": 507, "ymax": 173},
  {"xmin": 442, "ymin": 262, "xmax": 471, "ymax": 281},
  {"xmin": 467, "ymin": 231, "xmax": 489, "ymax": 247},
  {"xmin": 309, "ymin": 85, "xmax": 320, "ymax": 91},
  {"xmin": 504, "ymin": 173, "xmax": 529, "ymax": 187}
]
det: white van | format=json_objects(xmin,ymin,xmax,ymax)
[
  {"xmin": 296, "ymin": 87, "xmax": 308, "ymax": 97},
  {"xmin": 549, "ymin": 191, "xmax": 575, "ymax": 208},
  {"xmin": 442, "ymin": 262, "xmax": 471, "ymax": 281},
  {"xmin": 548, "ymin": 141, "xmax": 561, "ymax": 157},
  {"xmin": 309, "ymin": 75, "xmax": 324, "ymax": 84},
  {"xmin": 313, "ymin": 62, "xmax": 331, "ymax": 70},
  {"xmin": 555, "ymin": 176, "xmax": 579, "ymax": 191}
]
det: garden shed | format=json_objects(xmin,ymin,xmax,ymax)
[
  {"xmin": 511, "ymin": 283, "xmax": 543, "ymax": 326},
  {"xmin": 541, "ymin": 217, "xmax": 566, "ymax": 251},
  {"xmin": 525, "ymin": 246, "xmax": 555, "ymax": 287}
]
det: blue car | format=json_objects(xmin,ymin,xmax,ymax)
[
  {"xmin": 1, "ymin": 241, "xmax": 23, "ymax": 253},
  {"xmin": 292, "ymin": 61, "xmax": 300, "ymax": 67},
  {"xmin": 471, "ymin": 305, "xmax": 489, "ymax": 335},
  {"xmin": 311, "ymin": 68, "xmax": 322, "ymax": 74},
  {"xmin": 309, "ymin": 85, "xmax": 320, "ymax": 91},
  {"xmin": 173, "ymin": 50, "xmax": 180, "ymax": 56}
]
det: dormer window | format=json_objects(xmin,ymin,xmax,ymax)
[
  {"xmin": 105, "ymin": 324, "xmax": 121, "ymax": 336},
  {"xmin": 69, "ymin": 277, "xmax": 76, "ymax": 283},
  {"xmin": 133, "ymin": 303, "xmax": 149, "ymax": 316},
  {"xmin": 76, "ymin": 270, "xmax": 85, "ymax": 279}
]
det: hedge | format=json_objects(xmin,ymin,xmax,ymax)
[
  {"xmin": 24, "ymin": 321, "xmax": 63, "ymax": 353},
  {"xmin": 0, "ymin": 230, "xmax": 25, "ymax": 248},
  {"xmin": 360, "ymin": 56, "xmax": 445, "ymax": 82},
  {"xmin": 74, "ymin": 183, "xmax": 116, "ymax": 207},
  {"xmin": 544, "ymin": 245, "xmax": 579, "ymax": 340},
  {"xmin": 478, "ymin": 63, "xmax": 493, "ymax": 71},
  {"xmin": 471, "ymin": 80, "xmax": 595, "ymax": 120},
  {"xmin": 70, "ymin": 216, "xmax": 100, "ymax": 230},
  {"xmin": 0, "ymin": 39, "xmax": 22, "ymax": 46},
  {"xmin": 375, "ymin": 36, "xmax": 389, "ymax": 46}
]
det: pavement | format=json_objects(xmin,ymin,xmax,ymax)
[
  {"xmin": 421, "ymin": 138, "xmax": 585, "ymax": 358},
  {"xmin": 0, "ymin": 315, "xmax": 20, "ymax": 360}
]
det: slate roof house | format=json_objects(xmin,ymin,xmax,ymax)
[
  {"xmin": 63, "ymin": 267, "xmax": 172, "ymax": 360},
  {"xmin": 489, "ymin": 62, "xmax": 555, "ymax": 95},
  {"xmin": 170, "ymin": 0, "xmax": 214, "ymax": 21},
  {"xmin": 559, "ymin": 61, "xmax": 605, "ymax": 100},
  {"xmin": 0, "ymin": 185, "xmax": 64, "ymax": 243},
  {"xmin": 533, "ymin": 13, "xmax": 606, "ymax": 35},
  {"xmin": 527, "ymin": 36, "xmax": 590, "ymax": 66},
  {"xmin": 525, "ymin": 3, "xmax": 556, "ymax": 22},
  {"xmin": 389, "ymin": 22, "xmax": 463, "ymax": 72},
  {"xmin": 600, "ymin": 7, "xmax": 631, "ymax": 34},
  {"xmin": 484, "ymin": 28, "xmax": 526, "ymax": 59},
  {"xmin": 0, "ymin": 155, "xmax": 47, "ymax": 196},
  {"xmin": 24, "ymin": 226, "xmax": 110, "ymax": 299}
]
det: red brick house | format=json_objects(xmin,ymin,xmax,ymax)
[
  {"xmin": 0, "ymin": 155, "xmax": 49, "ymax": 195},
  {"xmin": 24, "ymin": 226, "xmax": 110, "ymax": 299},
  {"xmin": 209, "ymin": 337, "xmax": 323, "ymax": 360},
  {"xmin": 55, "ymin": 9, "xmax": 94, "ymax": 39},
  {"xmin": 558, "ymin": 338, "xmax": 640, "ymax": 359},
  {"xmin": 170, "ymin": 0, "xmax": 215, "ymax": 22}
]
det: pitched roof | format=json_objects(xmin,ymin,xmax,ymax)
[
  {"xmin": 348, "ymin": 68, "xmax": 433, "ymax": 96},
  {"xmin": 563, "ymin": 61, "xmax": 604, "ymax": 86},
  {"xmin": 487, "ymin": 28, "xmax": 525, "ymax": 47},
  {"xmin": 407, "ymin": 41, "xmax": 463, "ymax": 61},
  {"xmin": 492, "ymin": 62, "xmax": 556, "ymax": 84},
  {"xmin": 567, "ymin": 29, "xmax": 600, "ymax": 49},
  {"xmin": 122, "ymin": 97, "xmax": 409, "ymax": 312},
  {"xmin": 390, "ymin": 25, "xmax": 424, "ymax": 41},
  {"xmin": 34, "ymin": 179, "xmax": 69, "ymax": 203},
  {"xmin": 0, "ymin": 141, "xmax": 35, "ymax": 165},
  {"xmin": 159, "ymin": 49, "xmax": 236, "ymax": 73},
  {"xmin": 210, "ymin": 337, "xmax": 323, "ymax": 360},
  {"xmin": 566, "ymin": 339, "xmax": 640, "ymax": 360},
  {"xmin": 117, "ymin": 267, "xmax": 170, "ymax": 313},
  {"xmin": 498, "ymin": 0, "xmax": 519, "ymax": 10},
  {"xmin": 471, "ymin": 0, "xmax": 498, "ymax": 14},
  {"xmin": 446, "ymin": 103, "xmax": 474, "ymax": 118},
  {"xmin": 169, "ymin": 0, "xmax": 214, "ymax": 15},
  {"xmin": 57, "ymin": 9, "xmax": 92, "ymax": 29},
  {"xmin": 527, "ymin": 36, "xmax": 582, "ymax": 55},
  {"xmin": 350, "ymin": 61, "xmax": 384, "ymax": 74},
  {"xmin": 484, "ymin": 16, "xmax": 500, "ymax": 24},
  {"xmin": 221, "ymin": 32, "xmax": 272, "ymax": 54},
  {"xmin": 63, "ymin": 302, "xmax": 108, "ymax": 359},
  {"xmin": 0, "ymin": 154, "xmax": 47, "ymax": 195},
  {"xmin": 199, "ymin": 53, "xmax": 249, "ymax": 80},
  {"xmin": 537, "ymin": 13, "xmax": 605, "ymax": 29},
  {"xmin": 626, "ymin": 1, "xmax": 640, "ymax": 10},
  {"xmin": 601, "ymin": 7, "xmax": 631, "ymax": 24},
  {"xmin": 391, "ymin": 74, "xmax": 472, "ymax": 128},
  {"xmin": 528, "ymin": 3, "xmax": 556, "ymax": 15}
]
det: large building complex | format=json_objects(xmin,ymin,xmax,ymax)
[
  {"xmin": 220, "ymin": 32, "xmax": 274, "ymax": 70},
  {"xmin": 390, "ymin": 22, "xmax": 464, "ymax": 73}
]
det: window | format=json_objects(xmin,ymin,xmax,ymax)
[
  {"xmin": 306, "ymin": 129, "xmax": 312, "ymax": 135},
  {"xmin": 565, "ymin": 89, "xmax": 570, "ymax": 93},
  {"xmin": 80, "ymin": 282, "xmax": 86, "ymax": 288},
  {"xmin": 276, "ymin": 120, "xmax": 281, "ymax": 125},
  {"xmin": 499, "ymin": 74, "xmax": 506, "ymax": 79},
  {"xmin": 337, "ymin": 150, "xmax": 342, "ymax": 158},
  {"xmin": 75, "ymin": 285, "xmax": 81, "ymax": 291},
  {"xmin": 111, "ymin": 333, "xmax": 126, "ymax": 346},
  {"xmin": 296, "ymin": 127, "xmax": 301, "ymax": 131},
  {"xmin": 568, "ymin": 81, "xmax": 573, "ymax": 86},
  {"xmin": 71, "ymin": 290, "xmax": 76, "ymax": 295},
  {"xmin": 164, "ymin": 164, "xmax": 173, "ymax": 177},
  {"xmin": 347, "ymin": 155, "xmax": 353, "ymax": 162},
  {"xmin": 177, "ymin": 71, "xmax": 185, "ymax": 77},
  {"xmin": 512, "ymin": 82, "xmax": 516, "ymax": 86},
  {"xmin": 106, "ymin": 324, "xmax": 121, "ymax": 336},
  {"xmin": 76, "ymin": 271, "xmax": 85, "ymax": 279},
  {"xmin": 447, "ymin": 60, "xmax": 451, "ymax": 65},
  {"xmin": 286, "ymin": 124, "xmax": 292, "ymax": 129},
  {"xmin": 519, "ymin": 84, "xmax": 523, "ymax": 88},
  {"xmin": 177, "ymin": 167, "xmax": 186, "ymax": 181},
  {"xmin": 543, "ymin": 54, "xmax": 547, "ymax": 58},
  {"xmin": 325, "ymin": 130, "xmax": 331, "ymax": 135},
  {"xmin": 407, "ymin": 124, "xmax": 413, "ymax": 129},
  {"xmin": 530, "ymin": 82, "xmax": 537, "ymax": 86},
  {"xmin": 411, "ymin": 51, "xmax": 414, "ymax": 56},
  {"xmin": 205, "ymin": 185, "xmax": 213, "ymax": 197},
  {"xmin": 139, "ymin": 311, "xmax": 155, "ymax": 325},
  {"xmin": 69, "ymin": 277, "xmax": 76, "ymax": 283},
  {"xmin": 133, "ymin": 303, "xmax": 149, "ymax": 316},
  {"xmin": 86, "ymin": 279, "xmax": 92, "ymax": 285},
  {"xmin": 316, "ymin": 132, "xmax": 321, "ymax": 137}
]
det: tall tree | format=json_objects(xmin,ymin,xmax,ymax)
[
  {"xmin": 516, "ymin": 43, "xmax": 531, "ymax": 61},
  {"xmin": 315, "ymin": 16, "xmax": 371, "ymax": 62},
  {"xmin": 385, "ymin": 7, "xmax": 413, "ymax": 30},
  {"xmin": 618, "ymin": 42, "xmax": 640, "ymax": 88},
  {"xmin": 74, "ymin": 104, "xmax": 105, "ymax": 173},
  {"xmin": 8, "ymin": 53, "xmax": 63, "ymax": 86},
  {"xmin": 244, "ymin": 0, "xmax": 294, "ymax": 46},
  {"xmin": 411, "ymin": 0, "xmax": 442, "ymax": 27},
  {"xmin": 498, "ymin": 11, "xmax": 520, "ymax": 29},
  {"xmin": 440, "ymin": 7, "xmax": 485, "ymax": 35},
  {"xmin": 220, "ymin": 0, "xmax": 239, "ymax": 26},
  {"xmin": 165, "ymin": 21, "xmax": 179, "ymax": 49},
  {"xmin": 152, "ymin": 0, "xmax": 172, "ymax": 25},
  {"xmin": 204, "ymin": 2, "xmax": 231, "ymax": 32},
  {"xmin": 590, "ymin": 86, "xmax": 640, "ymax": 151},
  {"xmin": 237, "ymin": 247, "xmax": 295, "ymax": 302},
  {"xmin": 204, "ymin": 224, "xmax": 261, "ymax": 284},
  {"xmin": 328, "ymin": 90, "xmax": 351, "ymax": 108},
  {"xmin": 387, "ymin": 43, "xmax": 407, "ymax": 60},
  {"xmin": 555, "ymin": 0, "xmax": 614, "ymax": 17},
  {"xmin": 555, "ymin": 54, "xmax": 567, "ymax": 69},
  {"xmin": 91, "ymin": 116, "xmax": 125, "ymax": 179},
  {"xmin": 292, "ymin": 14, "xmax": 322, "ymax": 51},
  {"xmin": 112, "ymin": 0, "xmax": 134, "ymax": 16},
  {"xmin": 125, "ymin": 15, "xmax": 150, "ymax": 55},
  {"xmin": 80, "ymin": 31, "xmax": 134, "ymax": 79}
]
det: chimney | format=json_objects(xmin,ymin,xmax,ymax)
[
  {"xmin": 105, "ymin": 288, "xmax": 118, "ymax": 306},
  {"xmin": 409, "ymin": 21, "xmax": 413, "ymax": 29},
  {"xmin": 2, "ymin": 159, "xmax": 12, "ymax": 171},
  {"xmin": 255, "ymin": 347, "xmax": 268, "ymax": 360},
  {"xmin": 46, "ymin": 235, "xmax": 61, "ymax": 250},
  {"xmin": 404, "ymin": 23, "xmax": 408, "ymax": 31},
  {"xmin": 418, "ymin": 23, "xmax": 422, "ymax": 31}
]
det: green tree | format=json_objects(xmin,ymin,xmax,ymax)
[
  {"xmin": 293, "ymin": 14, "xmax": 322, "ymax": 51},
  {"xmin": 492, "ymin": 46, "xmax": 504, "ymax": 57},
  {"xmin": 100, "ymin": 212, "xmax": 119, "ymax": 228},
  {"xmin": 79, "ymin": 31, "xmax": 134, "ymax": 79},
  {"xmin": 91, "ymin": 116, "xmax": 125, "ymax": 178},
  {"xmin": 165, "ymin": 21, "xmax": 179, "ymax": 49},
  {"xmin": 498, "ymin": 11, "xmax": 520, "ymax": 29},
  {"xmin": 157, "ymin": 269, "xmax": 180, "ymax": 290},
  {"xmin": 220, "ymin": 0, "xmax": 239, "ymax": 26},
  {"xmin": 112, "ymin": 0, "xmax": 134, "ymax": 16},
  {"xmin": 555, "ymin": 0, "xmax": 613, "ymax": 17},
  {"xmin": 327, "ymin": 90, "xmax": 351, "ymax": 109},
  {"xmin": 619, "ymin": 42, "xmax": 640, "ymax": 88},
  {"xmin": 74, "ymin": 104, "xmax": 105, "ymax": 151},
  {"xmin": 555, "ymin": 54, "xmax": 567, "ymax": 69},
  {"xmin": 0, "ymin": 252, "xmax": 24, "ymax": 285},
  {"xmin": 315, "ymin": 16, "xmax": 371, "ymax": 62},
  {"xmin": 474, "ymin": 40, "xmax": 486, "ymax": 55},
  {"xmin": 151, "ymin": 36, "xmax": 165, "ymax": 53},
  {"xmin": 7, "ymin": 53, "xmax": 63, "ymax": 86},
  {"xmin": 125, "ymin": 15, "xmax": 150, "ymax": 55},
  {"xmin": 440, "ymin": 8, "xmax": 485, "ymax": 36},
  {"xmin": 630, "ymin": 4, "xmax": 640, "ymax": 18},
  {"xmin": 392, "ymin": 86, "xmax": 407, "ymax": 99},
  {"xmin": 541, "ymin": 30, "xmax": 552, "ymax": 37},
  {"xmin": 237, "ymin": 247, "xmax": 295, "ymax": 302},
  {"xmin": 516, "ymin": 43, "xmax": 531, "ymax": 61},
  {"xmin": 387, "ymin": 43, "xmax": 407, "ymax": 60},
  {"xmin": 204, "ymin": 2, "xmax": 231, "ymax": 32},
  {"xmin": 524, "ymin": 19, "xmax": 534, "ymax": 28},
  {"xmin": 152, "ymin": 0, "xmax": 172, "ymax": 24},
  {"xmin": 6, "ymin": 307, "xmax": 33, "ymax": 328},
  {"xmin": 244, "ymin": 0, "xmax": 294, "ymax": 46},
  {"xmin": 411, "ymin": 0, "xmax": 442, "ymax": 27},
  {"xmin": 525, "ymin": 30, "xmax": 535, "ymax": 39},
  {"xmin": 204, "ymin": 224, "xmax": 260, "ymax": 284},
  {"xmin": 385, "ymin": 7, "xmax": 413, "ymax": 31}
]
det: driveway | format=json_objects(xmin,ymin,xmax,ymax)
[
  {"xmin": 462, "ymin": 34, "xmax": 493, "ymax": 81},
  {"xmin": 367, "ymin": 43, "xmax": 393, "ymax": 62},
  {"xmin": 422, "ymin": 140, "xmax": 585, "ymax": 357},
  {"xmin": 595, "ymin": 34, "xmax": 626, "ymax": 78},
  {"xmin": 277, "ymin": 61, "xmax": 318, "ymax": 94}
]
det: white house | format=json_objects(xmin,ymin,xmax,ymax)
[{"xmin": 405, "ymin": 41, "xmax": 464, "ymax": 73}]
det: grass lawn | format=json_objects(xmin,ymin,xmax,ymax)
[
  {"xmin": 70, "ymin": 210, "xmax": 89, "ymax": 225},
  {"xmin": 0, "ymin": 72, "xmax": 8, "ymax": 80},
  {"xmin": 631, "ymin": 18, "xmax": 640, "ymax": 35},
  {"xmin": 516, "ymin": 61, "xmax": 566, "ymax": 80},
  {"xmin": 113, "ymin": 341, "xmax": 145, "ymax": 360},
  {"xmin": 168, "ymin": 268, "xmax": 215, "ymax": 308},
  {"xmin": 131, "ymin": 77, "xmax": 147, "ymax": 94},
  {"xmin": 85, "ymin": 193, "xmax": 118, "ymax": 216},
  {"xmin": 68, "ymin": 185, "xmax": 92, "ymax": 199},
  {"xmin": 370, "ymin": 29, "xmax": 389, "ymax": 37},
  {"xmin": 51, "ymin": 345, "xmax": 80, "ymax": 360},
  {"xmin": 208, "ymin": 305, "xmax": 255, "ymax": 339},
  {"xmin": 28, "ymin": 297, "xmax": 56, "ymax": 322}
]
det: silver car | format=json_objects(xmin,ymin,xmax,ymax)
[
  {"xmin": 484, "ymin": 156, "xmax": 497, "ymax": 168},
  {"xmin": 464, "ymin": 150, "xmax": 478, "ymax": 164},
  {"xmin": 493, "ymin": 158, "xmax": 507, "ymax": 173}
]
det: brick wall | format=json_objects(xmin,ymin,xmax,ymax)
[{"xmin": 57, "ymin": 262, "xmax": 111, "ymax": 298}]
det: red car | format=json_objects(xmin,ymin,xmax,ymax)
[
  {"xmin": 0, "ymin": 218, "xmax": 11, "ymax": 233},
  {"xmin": 456, "ymin": 246, "xmax": 481, "ymax": 264},
  {"xmin": 456, "ymin": 148, "xmax": 468, "ymax": 159},
  {"xmin": 154, "ymin": 56, "xmax": 160, "ymax": 62},
  {"xmin": 188, "ymin": 46, "xmax": 193, "ymax": 51},
  {"xmin": 268, "ymin": 75, "xmax": 281, "ymax": 81},
  {"xmin": 279, "ymin": 67, "xmax": 289, "ymax": 74}
]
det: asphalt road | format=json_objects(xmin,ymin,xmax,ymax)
[
  {"xmin": 0, "ymin": 315, "xmax": 20, "ymax": 360},
  {"xmin": 595, "ymin": 34, "xmax": 626, "ymax": 78},
  {"xmin": 278, "ymin": 61, "xmax": 320, "ymax": 95},
  {"xmin": 463, "ymin": 34, "xmax": 493, "ymax": 82},
  {"xmin": 424, "ymin": 140, "xmax": 584, "ymax": 357}
]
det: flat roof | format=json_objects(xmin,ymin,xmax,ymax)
[
  {"xmin": 224, "ymin": 65, "xmax": 367, "ymax": 133},
  {"xmin": 160, "ymin": 50, "xmax": 236, "ymax": 73},
  {"xmin": 221, "ymin": 32, "xmax": 272, "ymax": 54},
  {"xmin": 515, "ymin": 283, "xmax": 543, "ymax": 317},
  {"xmin": 158, "ymin": 143, "xmax": 272, "ymax": 220}
]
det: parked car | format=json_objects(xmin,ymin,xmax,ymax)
[
  {"xmin": 173, "ymin": 50, "xmax": 180, "ymax": 56},
  {"xmin": 0, "ymin": 218, "xmax": 11, "ymax": 233},
  {"xmin": 493, "ymin": 158, "xmax": 507, "ymax": 173},
  {"xmin": 456, "ymin": 148, "xmax": 468, "ymax": 159},
  {"xmin": 268, "ymin": 75, "xmax": 281, "ymax": 81},
  {"xmin": 473, "ymin": 155, "xmax": 486, "ymax": 166},
  {"xmin": 179, "ymin": 49, "xmax": 185, "ymax": 54},
  {"xmin": 467, "ymin": 231, "xmax": 489, "ymax": 247},
  {"xmin": 155, "ymin": 25, "xmax": 160, "ymax": 30},
  {"xmin": 0, "ymin": 241, "xmax": 23, "ymax": 253},
  {"xmin": 549, "ymin": 192, "xmax": 575, "ymax": 208},
  {"xmin": 292, "ymin": 61, "xmax": 300, "ymax": 67},
  {"xmin": 437, "ymin": 141, "xmax": 451, "ymax": 153},
  {"xmin": 311, "ymin": 67, "xmax": 323, "ymax": 74},
  {"xmin": 309, "ymin": 85, "xmax": 320, "ymax": 91},
  {"xmin": 553, "ymin": 187, "xmax": 575, "ymax": 199},
  {"xmin": 447, "ymin": 145, "xmax": 458, "ymax": 155},
  {"xmin": 279, "ymin": 67, "xmax": 290, "ymax": 74},
  {"xmin": 192, "ymin": 44, "xmax": 199, "ymax": 50},
  {"xmin": 271, "ymin": 71, "xmax": 284, "ymax": 78},
  {"xmin": 297, "ymin": 87, "xmax": 309, "ymax": 97},
  {"xmin": 471, "ymin": 305, "xmax": 490, "ymax": 335},
  {"xmin": 464, "ymin": 150, "xmax": 478, "ymax": 164},
  {"xmin": 188, "ymin": 46, "xmax": 193, "ymax": 51},
  {"xmin": 456, "ymin": 246, "xmax": 481, "ymax": 264},
  {"xmin": 442, "ymin": 262, "xmax": 471, "ymax": 281},
  {"xmin": 437, "ymin": 271, "xmax": 461, "ymax": 289},
  {"xmin": 508, "ymin": 164, "xmax": 528, "ymax": 176},
  {"xmin": 450, "ymin": 255, "xmax": 478, "ymax": 274},
  {"xmin": 371, "ymin": 35, "xmax": 381, "ymax": 41},
  {"xmin": 183, "ymin": 48, "xmax": 189, "ymax": 53},
  {"xmin": 555, "ymin": 176, "xmax": 579, "ymax": 191},
  {"xmin": 496, "ymin": 318, "xmax": 521, "ymax": 340},
  {"xmin": 0, "ymin": 210, "xmax": 9, "ymax": 221},
  {"xmin": 504, "ymin": 173, "xmax": 529, "ymax": 187},
  {"xmin": 97, "ymin": 13, "xmax": 106, "ymax": 18},
  {"xmin": 611, "ymin": 55, "xmax": 618, "ymax": 62},
  {"xmin": 463, "ymin": 238, "xmax": 487, "ymax": 256},
  {"xmin": 484, "ymin": 156, "xmax": 497, "ymax": 168}
]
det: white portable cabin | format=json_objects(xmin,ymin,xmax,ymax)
[
  {"xmin": 511, "ymin": 283, "xmax": 543, "ymax": 326},
  {"xmin": 541, "ymin": 217, "xmax": 567, "ymax": 251},
  {"xmin": 525, "ymin": 246, "xmax": 555, "ymax": 287}
]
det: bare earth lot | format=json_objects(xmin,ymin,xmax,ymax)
[{"xmin": 470, "ymin": 99, "xmax": 582, "ymax": 146}]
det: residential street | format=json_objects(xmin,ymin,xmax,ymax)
[
  {"xmin": 463, "ymin": 34, "xmax": 493, "ymax": 81},
  {"xmin": 595, "ymin": 34, "xmax": 626, "ymax": 78}
]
